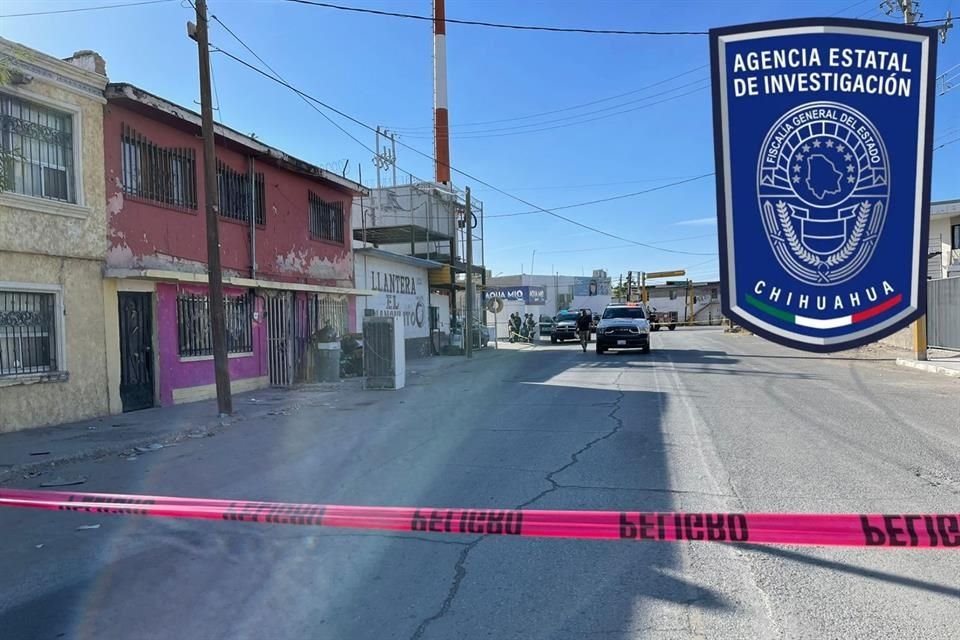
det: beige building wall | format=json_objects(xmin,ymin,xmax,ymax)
[{"xmin": 0, "ymin": 38, "xmax": 109, "ymax": 432}]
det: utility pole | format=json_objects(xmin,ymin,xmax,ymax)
[
  {"xmin": 480, "ymin": 200, "xmax": 486, "ymax": 329},
  {"xmin": 884, "ymin": 0, "xmax": 952, "ymax": 41},
  {"xmin": 883, "ymin": 0, "xmax": 936, "ymax": 359},
  {"xmin": 883, "ymin": 0, "xmax": 921, "ymax": 24},
  {"xmin": 191, "ymin": 0, "xmax": 232, "ymax": 415},
  {"xmin": 374, "ymin": 126, "xmax": 382, "ymax": 190},
  {"xmin": 464, "ymin": 186, "xmax": 474, "ymax": 358},
  {"xmin": 389, "ymin": 131, "xmax": 397, "ymax": 187}
]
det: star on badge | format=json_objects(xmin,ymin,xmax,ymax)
[
  {"xmin": 836, "ymin": 144, "xmax": 845, "ymax": 152},
  {"xmin": 847, "ymin": 175, "xmax": 856, "ymax": 184},
  {"xmin": 795, "ymin": 153, "xmax": 804, "ymax": 161},
  {"xmin": 812, "ymin": 140, "xmax": 821, "ymax": 148},
  {"xmin": 825, "ymin": 140, "xmax": 834, "ymax": 148},
  {"xmin": 802, "ymin": 144, "xmax": 811, "ymax": 152},
  {"xmin": 793, "ymin": 176, "xmax": 801, "ymax": 183},
  {"xmin": 793, "ymin": 164, "xmax": 801, "ymax": 173},
  {"xmin": 844, "ymin": 153, "xmax": 852, "ymax": 161},
  {"xmin": 847, "ymin": 164, "xmax": 855, "ymax": 173}
]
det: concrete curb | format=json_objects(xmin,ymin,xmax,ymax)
[
  {"xmin": 0, "ymin": 351, "xmax": 508, "ymax": 485},
  {"xmin": 895, "ymin": 358, "xmax": 960, "ymax": 378},
  {"xmin": 0, "ymin": 415, "xmax": 240, "ymax": 485}
]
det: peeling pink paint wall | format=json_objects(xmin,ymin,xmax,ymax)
[
  {"xmin": 155, "ymin": 283, "xmax": 267, "ymax": 406},
  {"xmin": 104, "ymin": 101, "xmax": 355, "ymax": 287}
]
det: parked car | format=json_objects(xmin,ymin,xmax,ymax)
[
  {"xmin": 551, "ymin": 310, "xmax": 580, "ymax": 343},
  {"xmin": 538, "ymin": 314, "xmax": 555, "ymax": 337},
  {"xmin": 648, "ymin": 307, "xmax": 678, "ymax": 331}
]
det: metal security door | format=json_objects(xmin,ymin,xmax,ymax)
[
  {"xmin": 118, "ymin": 292, "xmax": 154, "ymax": 411},
  {"xmin": 266, "ymin": 292, "xmax": 293, "ymax": 386}
]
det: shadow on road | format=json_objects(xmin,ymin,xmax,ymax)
[
  {"xmin": 0, "ymin": 346, "xmax": 732, "ymax": 640},
  {"xmin": 741, "ymin": 544, "xmax": 960, "ymax": 599},
  {"xmin": 569, "ymin": 348, "xmax": 821, "ymax": 381}
]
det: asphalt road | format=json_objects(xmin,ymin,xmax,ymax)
[{"xmin": 2, "ymin": 327, "xmax": 959, "ymax": 639}]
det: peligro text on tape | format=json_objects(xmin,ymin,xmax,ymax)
[{"xmin": 1, "ymin": 489, "xmax": 959, "ymax": 548}]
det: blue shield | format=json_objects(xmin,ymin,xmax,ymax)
[{"xmin": 710, "ymin": 19, "xmax": 937, "ymax": 352}]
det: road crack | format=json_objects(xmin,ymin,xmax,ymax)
[
  {"xmin": 516, "ymin": 373, "xmax": 626, "ymax": 510},
  {"xmin": 408, "ymin": 375, "xmax": 626, "ymax": 640}
]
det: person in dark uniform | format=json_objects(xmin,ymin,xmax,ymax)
[{"xmin": 575, "ymin": 309, "xmax": 592, "ymax": 350}]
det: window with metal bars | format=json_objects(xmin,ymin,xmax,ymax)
[
  {"xmin": 176, "ymin": 292, "xmax": 253, "ymax": 357},
  {"xmin": 217, "ymin": 160, "xmax": 264, "ymax": 225},
  {"xmin": 0, "ymin": 289, "xmax": 59, "ymax": 376},
  {"xmin": 0, "ymin": 92, "xmax": 76, "ymax": 203},
  {"xmin": 307, "ymin": 295, "xmax": 348, "ymax": 337},
  {"xmin": 120, "ymin": 124, "xmax": 197, "ymax": 209},
  {"xmin": 308, "ymin": 191, "xmax": 344, "ymax": 243}
]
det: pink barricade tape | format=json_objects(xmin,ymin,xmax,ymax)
[{"xmin": 1, "ymin": 489, "xmax": 958, "ymax": 547}]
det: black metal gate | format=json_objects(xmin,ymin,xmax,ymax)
[{"xmin": 118, "ymin": 292, "xmax": 154, "ymax": 411}]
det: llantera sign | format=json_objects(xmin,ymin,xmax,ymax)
[{"xmin": 710, "ymin": 18, "xmax": 937, "ymax": 352}]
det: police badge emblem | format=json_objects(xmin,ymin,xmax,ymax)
[{"xmin": 710, "ymin": 19, "xmax": 937, "ymax": 352}]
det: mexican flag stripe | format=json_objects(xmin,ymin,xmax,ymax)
[{"xmin": 745, "ymin": 293, "xmax": 903, "ymax": 329}]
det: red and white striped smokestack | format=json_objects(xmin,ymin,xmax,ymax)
[{"xmin": 433, "ymin": 0, "xmax": 450, "ymax": 184}]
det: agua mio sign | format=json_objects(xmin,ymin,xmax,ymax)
[
  {"xmin": 484, "ymin": 286, "xmax": 547, "ymax": 305},
  {"xmin": 710, "ymin": 18, "xmax": 937, "ymax": 352}
]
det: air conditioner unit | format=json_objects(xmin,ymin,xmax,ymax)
[{"xmin": 363, "ymin": 316, "xmax": 405, "ymax": 389}]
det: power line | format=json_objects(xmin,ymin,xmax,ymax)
[
  {"xmin": 389, "ymin": 65, "xmax": 708, "ymax": 132},
  {"xmin": 402, "ymin": 81, "xmax": 709, "ymax": 139},
  {"xmin": 486, "ymin": 174, "xmax": 715, "ymax": 218},
  {"xmin": 472, "ymin": 175, "xmax": 710, "ymax": 192},
  {"xmin": 207, "ymin": 12, "xmax": 421, "ymax": 184},
  {"xmin": 0, "ymin": 0, "xmax": 174, "ymax": 18},
  {"xmin": 831, "ymin": 0, "xmax": 872, "ymax": 16},
  {"xmin": 283, "ymin": 0, "xmax": 708, "ymax": 36},
  {"xmin": 537, "ymin": 233, "xmax": 717, "ymax": 255},
  {"xmin": 211, "ymin": 44, "xmax": 715, "ymax": 255},
  {"xmin": 934, "ymin": 136, "xmax": 960, "ymax": 150}
]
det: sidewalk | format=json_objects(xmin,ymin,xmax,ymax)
[
  {"xmin": 0, "ymin": 348, "xmax": 505, "ymax": 484},
  {"xmin": 896, "ymin": 350, "xmax": 960, "ymax": 379}
]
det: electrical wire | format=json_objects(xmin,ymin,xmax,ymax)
[
  {"xmin": 934, "ymin": 136, "xmax": 960, "ymax": 151},
  {"xmin": 831, "ymin": 0, "xmax": 872, "ymax": 16},
  {"xmin": 210, "ymin": 44, "xmax": 716, "ymax": 256},
  {"xmin": 283, "ymin": 0, "xmax": 707, "ymax": 36},
  {"xmin": 389, "ymin": 65, "xmax": 708, "ymax": 132},
  {"xmin": 0, "ymin": 0, "xmax": 174, "ymax": 18},
  {"xmin": 207, "ymin": 11, "xmax": 426, "ymax": 184},
  {"xmin": 472, "ymin": 175, "xmax": 711, "ymax": 192},
  {"xmin": 537, "ymin": 233, "xmax": 717, "ymax": 255},
  {"xmin": 402, "ymin": 81, "xmax": 709, "ymax": 139},
  {"xmin": 486, "ymin": 174, "xmax": 715, "ymax": 218}
]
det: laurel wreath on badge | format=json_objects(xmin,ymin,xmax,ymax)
[{"xmin": 767, "ymin": 200, "xmax": 876, "ymax": 269}]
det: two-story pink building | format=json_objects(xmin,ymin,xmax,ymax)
[{"xmin": 102, "ymin": 83, "xmax": 369, "ymax": 412}]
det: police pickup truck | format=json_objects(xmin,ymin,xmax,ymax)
[{"xmin": 595, "ymin": 303, "xmax": 651, "ymax": 354}]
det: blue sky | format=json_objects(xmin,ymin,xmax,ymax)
[{"xmin": 4, "ymin": 0, "xmax": 958, "ymax": 282}]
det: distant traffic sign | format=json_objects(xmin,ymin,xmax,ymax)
[{"xmin": 710, "ymin": 19, "xmax": 937, "ymax": 352}]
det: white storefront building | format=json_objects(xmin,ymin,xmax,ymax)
[
  {"xmin": 354, "ymin": 248, "xmax": 443, "ymax": 358},
  {"xmin": 486, "ymin": 271, "xmax": 613, "ymax": 339}
]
